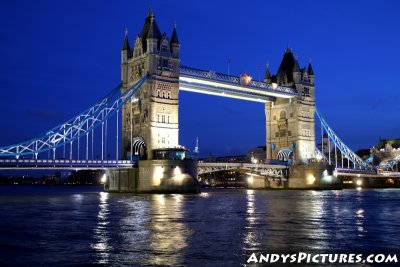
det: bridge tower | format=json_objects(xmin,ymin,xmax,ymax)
[
  {"xmin": 121, "ymin": 10, "xmax": 180, "ymax": 160},
  {"xmin": 265, "ymin": 48, "xmax": 316, "ymax": 164}
]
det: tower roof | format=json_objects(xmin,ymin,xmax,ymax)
[
  {"xmin": 170, "ymin": 22, "xmax": 179, "ymax": 45},
  {"xmin": 276, "ymin": 48, "xmax": 296, "ymax": 83},
  {"xmin": 139, "ymin": 10, "xmax": 161, "ymax": 51}
]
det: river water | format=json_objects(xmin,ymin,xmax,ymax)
[{"xmin": 0, "ymin": 186, "xmax": 399, "ymax": 266}]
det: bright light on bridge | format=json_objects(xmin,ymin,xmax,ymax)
[
  {"xmin": 100, "ymin": 174, "xmax": 107, "ymax": 184},
  {"xmin": 306, "ymin": 174, "xmax": 316, "ymax": 185}
]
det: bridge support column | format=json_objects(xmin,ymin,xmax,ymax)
[
  {"xmin": 287, "ymin": 163, "xmax": 340, "ymax": 189},
  {"xmin": 104, "ymin": 159, "xmax": 200, "ymax": 193}
]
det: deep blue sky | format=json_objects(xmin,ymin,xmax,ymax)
[{"xmin": 0, "ymin": 0, "xmax": 399, "ymax": 158}]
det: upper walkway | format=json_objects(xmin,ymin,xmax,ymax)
[{"xmin": 179, "ymin": 66, "xmax": 297, "ymax": 103}]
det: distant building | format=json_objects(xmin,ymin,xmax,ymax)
[
  {"xmin": 246, "ymin": 146, "xmax": 266, "ymax": 163},
  {"xmin": 371, "ymin": 138, "xmax": 400, "ymax": 168}
]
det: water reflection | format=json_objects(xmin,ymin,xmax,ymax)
[
  {"xmin": 91, "ymin": 192, "xmax": 111, "ymax": 264},
  {"xmin": 244, "ymin": 189, "xmax": 259, "ymax": 250},
  {"xmin": 144, "ymin": 194, "xmax": 188, "ymax": 266}
]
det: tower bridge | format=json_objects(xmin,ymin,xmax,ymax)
[{"xmin": 0, "ymin": 10, "xmax": 399, "ymax": 191}]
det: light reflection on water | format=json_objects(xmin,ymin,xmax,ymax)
[
  {"xmin": 0, "ymin": 186, "xmax": 400, "ymax": 266},
  {"xmin": 92, "ymin": 192, "xmax": 111, "ymax": 264}
]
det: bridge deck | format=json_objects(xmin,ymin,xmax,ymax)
[{"xmin": 0, "ymin": 159, "xmax": 136, "ymax": 170}]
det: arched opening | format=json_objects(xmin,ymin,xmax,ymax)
[
  {"xmin": 277, "ymin": 149, "xmax": 293, "ymax": 164},
  {"xmin": 132, "ymin": 138, "xmax": 147, "ymax": 160}
]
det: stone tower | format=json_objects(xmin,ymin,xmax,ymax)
[
  {"xmin": 265, "ymin": 48, "xmax": 316, "ymax": 164},
  {"xmin": 121, "ymin": 11, "xmax": 180, "ymax": 160}
]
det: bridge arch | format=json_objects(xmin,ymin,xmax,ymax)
[
  {"xmin": 277, "ymin": 149, "xmax": 293, "ymax": 162},
  {"xmin": 132, "ymin": 137, "xmax": 147, "ymax": 159}
]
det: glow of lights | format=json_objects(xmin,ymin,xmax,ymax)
[
  {"xmin": 153, "ymin": 166, "xmax": 164, "ymax": 186},
  {"xmin": 333, "ymin": 170, "xmax": 337, "ymax": 177},
  {"xmin": 306, "ymin": 174, "xmax": 316, "ymax": 185},
  {"xmin": 251, "ymin": 157, "xmax": 258, "ymax": 164},
  {"xmin": 242, "ymin": 73, "xmax": 252, "ymax": 85},
  {"xmin": 316, "ymin": 154, "xmax": 323, "ymax": 160},
  {"xmin": 272, "ymin": 83, "xmax": 278, "ymax": 89},
  {"xmin": 174, "ymin": 166, "xmax": 181, "ymax": 176},
  {"xmin": 247, "ymin": 176, "xmax": 254, "ymax": 184},
  {"xmin": 357, "ymin": 174, "xmax": 361, "ymax": 177},
  {"xmin": 356, "ymin": 179, "xmax": 362, "ymax": 186},
  {"xmin": 100, "ymin": 174, "xmax": 107, "ymax": 184}
]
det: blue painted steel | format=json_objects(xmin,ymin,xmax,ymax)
[
  {"xmin": 0, "ymin": 75, "xmax": 148, "ymax": 157},
  {"xmin": 315, "ymin": 108, "xmax": 372, "ymax": 169}
]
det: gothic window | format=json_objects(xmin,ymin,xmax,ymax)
[
  {"xmin": 157, "ymin": 90, "xmax": 160, "ymax": 97},
  {"xmin": 157, "ymin": 114, "xmax": 160, "ymax": 122},
  {"xmin": 167, "ymin": 116, "xmax": 170, "ymax": 123},
  {"xmin": 162, "ymin": 90, "xmax": 166, "ymax": 98},
  {"xmin": 280, "ymin": 111, "xmax": 286, "ymax": 120},
  {"xmin": 162, "ymin": 115, "xmax": 165, "ymax": 123},
  {"xmin": 167, "ymin": 91, "xmax": 171, "ymax": 99},
  {"xmin": 162, "ymin": 59, "xmax": 169, "ymax": 68}
]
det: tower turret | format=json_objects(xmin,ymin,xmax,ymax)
[
  {"xmin": 307, "ymin": 60, "xmax": 315, "ymax": 85},
  {"xmin": 264, "ymin": 63, "xmax": 271, "ymax": 83},
  {"xmin": 121, "ymin": 28, "xmax": 130, "ymax": 63},
  {"xmin": 170, "ymin": 22, "xmax": 180, "ymax": 58},
  {"xmin": 121, "ymin": 28, "xmax": 130, "ymax": 85},
  {"xmin": 293, "ymin": 57, "xmax": 301, "ymax": 83}
]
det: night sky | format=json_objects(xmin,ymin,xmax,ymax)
[{"xmin": 0, "ymin": 0, "xmax": 399, "ymax": 158}]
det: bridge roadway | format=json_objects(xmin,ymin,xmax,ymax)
[
  {"xmin": 197, "ymin": 162, "xmax": 288, "ymax": 178},
  {"xmin": 179, "ymin": 66, "xmax": 297, "ymax": 103},
  {"xmin": 0, "ymin": 159, "xmax": 136, "ymax": 170},
  {"xmin": 335, "ymin": 168, "xmax": 400, "ymax": 178}
]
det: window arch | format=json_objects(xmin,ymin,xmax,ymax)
[{"xmin": 280, "ymin": 110, "xmax": 287, "ymax": 119}]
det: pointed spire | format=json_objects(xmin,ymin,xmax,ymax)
[
  {"xmin": 121, "ymin": 27, "xmax": 130, "ymax": 51},
  {"xmin": 170, "ymin": 21, "xmax": 179, "ymax": 45},
  {"xmin": 307, "ymin": 59, "xmax": 314, "ymax": 75},
  {"xmin": 293, "ymin": 56, "xmax": 300, "ymax": 72},
  {"xmin": 147, "ymin": 7, "xmax": 153, "ymax": 19},
  {"xmin": 264, "ymin": 63, "xmax": 271, "ymax": 82},
  {"xmin": 285, "ymin": 44, "xmax": 292, "ymax": 54}
]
